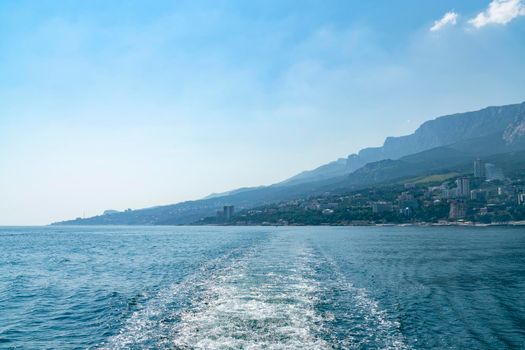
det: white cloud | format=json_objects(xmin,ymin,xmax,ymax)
[
  {"xmin": 430, "ymin": 11, "xmax": 459, "ymax": 31},
  {"xmin": 469, "ymin": 0, "xmax": 525, "ymax": 28}
]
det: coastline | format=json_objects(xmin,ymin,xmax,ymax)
[{"xmin": 193, "ymin": 220, "xmax": 525, "ymax": 227}]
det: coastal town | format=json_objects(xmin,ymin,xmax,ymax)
[{"xmin": 200, "ymin": 159, "xmax": 525, "ymax": 226}]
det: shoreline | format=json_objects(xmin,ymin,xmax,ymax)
[{"xmin": 193, "ymin": 220, "xmax": 525, "ymax": 227}]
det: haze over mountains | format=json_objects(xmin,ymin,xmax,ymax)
[
  {"xmin": 54, "ymin": 101, "xmax": 525, "ymax": 225},
  {"xmin": 284, "ymin": 101, "xmax": 525, "ymax": 185}
]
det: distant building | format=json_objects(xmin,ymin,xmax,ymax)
[
  {"xmin": 400, "ymin": 206, "xmax": 412, "ymax": 217},
  {"xmin": 518, "ymin": 193, "xmax": 525, "ymax": 205},
  {"xmin": 497, "ymin": 187, "xmax": 510, "ymax": 196},
  {"xmin": 474, "ymin": 159, "xmax": 485, "ymax": 178},
  {"xmin": 485, "ymin": 163, "xmax": 505, "ymax": 181},
  {"xmin": 103, "ymin": 209, "xmax": 120, "ymax": 215},
  {"xmin": 321, "ymin": 202, "xmax": 339, "ymax": 209},
  {"xmin": 397, "ymin": 192, "xmax": 418, "ymax": 209},
  {"xmin": 372, "ymin": 201, "xmax": 393, "ymax": 213},
  {"xmin": 449, "ymin": 200, "xmax": 467, "ymax": 220},
  {"xmin": 455, "ymin": 177, "xmax": 470, "ymax": 197},
  {"xmin": 223, "ymin": 205, "xmax": 234, "ymax": 220},
  {"xmin": 322, "ymin": 208, "xmax": 334, "ymax": 215},
  {"xmin": 441, "ymin": 188, "xmax": 457, "ymax": 199},
  {"xmin": 470, "ymin": 189, "xmax": 487, "ymax": 202},
  {"xmin": 305, "ymin": 202, "xmax": 320, "ymax": 210},
  {"xmin": 404, "ymin": 183, "xmax": 416, "ymax": 189}
]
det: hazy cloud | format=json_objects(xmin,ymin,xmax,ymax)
[
  {"xmin": 430, "ymin": 11, "xmax": 459, "ymax": 31},
  {"xmin": 469, "ymin": 0, "xmax": 525, "ymax": 28}
]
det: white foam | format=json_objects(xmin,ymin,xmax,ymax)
[
  {"xmin": 170, "ymin": 244, "xmax": 331, "ymax": 349},
  {"xmin": 99, "ymin": 247, "xmax": 256, "ymax": 349},
  {"xmin": 101, "ymin": 236, "xmax": 411, "ymax": 349}
]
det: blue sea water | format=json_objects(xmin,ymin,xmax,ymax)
[{"xmin": 0, "ymin": 226, "xmax": 524, "ymax": 349}]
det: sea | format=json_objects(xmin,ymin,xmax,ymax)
[{"xmin": 0, "ymin": 225, "xmax": 524, "ymax": 349}]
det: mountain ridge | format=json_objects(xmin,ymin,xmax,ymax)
[
  {"xmin": 286, "ymin": 101, "xmax": 525, "ymax": 184},
  {"xmin": 53, "ymin": 101, "xmax": 525, "ymax": 225}
]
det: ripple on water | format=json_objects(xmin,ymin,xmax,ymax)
[
  {"xmin": 101, "ymin": 241, "xmax": 332, "ymax": 349},
  {"xmin": 5, "ymin": 226, "xmax": 523, "ymax": 349},
  {"xmin": 170, "ymin": 246, "xmax": 329, "ymax": 349}
]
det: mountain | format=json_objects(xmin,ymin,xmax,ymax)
[
  {"xmin": 203, "ymin": 186, "xmax": 265, "ymax": 200},
  {"xmin": 356, "ymin": 102, "xmax": 525, "ymax": 162},
  {"xmin": 284, "ymin": 101, "xmax": 525, "ymax": 184},
  {"xmin": 334, "ymin": 123, "xmax": 525, "ymax": 188},
  {"xmin": 53, "ymin": 101, "xmax": 525, "ymax": 225},
  {"xmin": 279, "ymin": 158, "xmax": 350, "ymax": 186}
]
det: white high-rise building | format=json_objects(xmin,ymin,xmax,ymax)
[
  {"xmin": 474, "ymin": 159, "xmax": 485, "ymax": 178},
  {"xmin": 485, "ymin": 163, "xmax": 505, "ymax": 181},
  {"xmin": 455, "ymin": 178, "xmax": 470, "ymax": 197}
]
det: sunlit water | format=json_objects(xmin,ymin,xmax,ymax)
[{"xmin": 1, "ymin": 226, "xmax": 524, "ymax": 349}]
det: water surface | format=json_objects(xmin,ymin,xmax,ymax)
[{"xmin": 1, "ymin": 226, "xmax": 524, "ymax": 349}]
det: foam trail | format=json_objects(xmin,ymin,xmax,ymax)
[
  {"xmin": 101, "ymin": 235, "xmax": 410, "ymax": 349},
  {"xmin": 99, "ymin": 246, "xmax": 258, "ymax": 349},
  {"xmin": 170, "ymin": 242, "xmax": 330, "ymax": 349}
]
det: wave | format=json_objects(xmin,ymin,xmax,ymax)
[
  {"xmin": 315, "ymin": 251, "xmax": 411, "ymax": 350},
  {"xmin": 100, "ymin": 234, "xmax": 410, "ymax": 349},
  {"xmin": 170, "ymin": 243, "xmax": 330, "ymax": 349}
]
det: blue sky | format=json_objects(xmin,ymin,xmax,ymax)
[{"xmin": 1, "ymin": 0, "xmax": 524, "ymax": 225}]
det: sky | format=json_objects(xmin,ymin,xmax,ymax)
[{"xmin": 1, "ymin": 0, "xmax": 525, "ymax": 225}]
